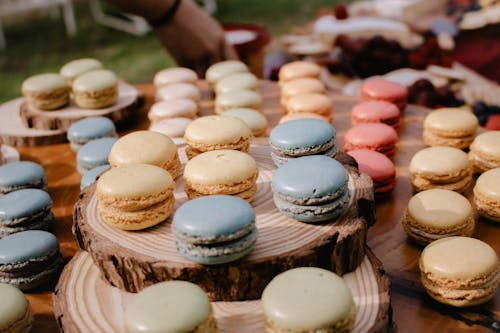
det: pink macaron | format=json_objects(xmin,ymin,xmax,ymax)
[
  {"xmin": 347, "ymin": 149, "xmax": 397, "ymax": 195},
  {"xmin": 351, "ymin": 100, "xmax": 400, "ymax": 131},
  {"xmin": 344, "ymin": 123, "xmax": 398, "ymax": 157},
  {"xmin": 361, "ymin": 77, "xmax": 408, "ymax": 112}
]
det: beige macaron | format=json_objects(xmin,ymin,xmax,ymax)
[
  {"xmin": 108, "ymin": 130, "xmax": 181, "ymax": 179},
  {"xmin": 149, "ymin": 117, "xmax": 192, "ymax": 139},
  {"xmin": 72, "ymin": 69, "xmax": 118, "ymax": 109},
  {"xmin": 22, "ymin": 73, "xmax": 70, "ymax": 110},
  {"xmin": 419, "ymin": 237, "xmax": 499, "ymax": 307},
  {"xmin": 205, "ymin": 60, "xmax": 249, "ymax": 86},
  {"xmin": 153, "ymin": 67, "xmax": 198, "ymax": 88},
  {"xmin": 183, "ymin": 149, "xmax": 258, "ymax": 202},
  {"xmin": 214, "ymin": 72, "xmax": 258, "ymax": 95},
  {"xmin": 155, "ymin": 83, "xmax": 201, "ymax": 103},
  {"xmin": 474, "ymin": 168, "xmax": 500, "ymax": 222},
  {"xmin": 280, "ymin": 78, "xmax": 326, "ymax": 106},
  {"xmin": 279, "ymin": 112, "xmax": 331, "ymax": 124},
  {"xmin": 402, "ymin": 189, "xmax": 475, "ymax": 245},
  {"xmin": 469, "ymin": 131, "xmax": 500, "ymax": 173},
  {"xmin": 184, "ymin": 115, "xmax": 252, "ymax": 159},
  {"xmin": 278, "ymin": 61, "xmax": 322, "ymax": 85},
  {"xmin": 423, "ymin": 108, "xmax": 478, "ymax": 149},
  {"xmin": 148, "ymin": 99, "xmax": 198, "ymax": 122},
  {"xmin": 96, "ymin": 164, "xmax": 175, "ymax": 230},
  {"xmin": 285, "ymin": 93, "xmax": 332, "ymax": 117},
  {"xmin": 214, "ymin": 89, "xmax": 262, "ymax": 114},
  {"xmin": 60, "ymin": 58, "xmax": 103, "ymax": 84},
  {"xmin": 221, "ymin": 108, "xmax": 268, "ymax": 137},
  {"xmin": 409, "ymin": 146, "xmax": 473, "ymax": 193}
]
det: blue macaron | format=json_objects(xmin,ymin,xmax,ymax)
[
  {"xmin": 0, "ymin": 161, "xmax": 47, "ymax": 195},
  {"xmin": 0, "ymin": 189, "xmax": 54, "ymax": 238},
  {"xmin": 173, "ymin": 195, "xmax": 257, "ymax": 265},
  {"xmin": 269, "ymin": 118, "xmax": 338, "ymax": 166},
  {"xmin": 67, "ymin": 117, "xmax": 117, "ymax": 151},
  {"xmin": 272, "ymin": 155, "xmax": 350, "ymax": 223},
  {"xmin": 80, "ymin": 164, "xmax": 111, "ymax": 190},
  {"xmin": 76, "ymin": 137, "xmax": 117, "ymax": 174},
  {"xmin": 0, "ymin": 230, "xmax": 63, "ymax": 290}
]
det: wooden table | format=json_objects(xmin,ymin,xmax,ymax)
[{"xmin": 15, "ymin": 82, "xmax": 499, "ymax": 332}]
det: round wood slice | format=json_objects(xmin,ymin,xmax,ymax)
[
  {"xmin": 54, "ymin": 249, "xmax": 392, "ymax": 333},
  {"xmin": 1, "ymin": 145, "xmax": 20, "ymax": 164},
  {"xmin": 73, "ymin": 143, "xmax": 375, "ymax": 301},
  {"xmin": 20, "ymin": 81, "xmax": 143, "ymax": 131}
]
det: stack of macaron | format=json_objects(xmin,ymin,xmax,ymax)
[
  {"xmin": 423, "ymin": 108, "xmax": 478, "ymax": 149},
  {"xmin": 468, "ymin": 131, "xmax": 500, "ymax": 173},
  {"xmin": 278, "ymin": 61, "xmax": 332, "ymax": 123},
  {"xmin": 150, "ymin": 67, "xmax": 201, "ymax": 139},
  {"xmin": 0, "ymin": 283, "xmax": 34, "ymax": 332}
]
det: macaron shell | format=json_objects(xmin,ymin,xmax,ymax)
[
  {"xmin": 474, "ymin": 168, "xmax": 500, "ymax": 201},
  {"xmin": 0, "ymin": 189, "xmax": 51, "ymax": 221},
  {"xmin": 155, "ymin": 83, "xmax": 201, "ymax": 102},
  {"xmin": 351, "ymin": 100, "xmax": 400, "ymax": 129},
  {"xmin": 278, "ymin": 61, "xmax": 322, "ymax": 82},
  {"xmin": 285, "ymin": 93, "xmax": 332, "ymax": 116},
  {"xmin": 215, "ymin": 89, "xmax": 262, "ymax": 113},
  {"xmin": 221, "ymin": 108, "xmax": 268, "ymax": 136},
  {"xmin": 0, "ymin": 230, "xmax": 59, "ymax": 264},
  {"xmin": 67, "ymin": 117, "xmax": 116, "ymax": 142},
  {"xmin": 0, "ymin": 283, "xmax": 30, "ymax": 331},
  {"xmin": 153, "ymin": 67, "xmax": 198, "ymax": 87},
  {"xmin": 409, "ymin": 146, "xmax": 470, "ymax": 177},
  {"xmin": 214, "ymin": 72, "xmax": 258, "ymax": 94},
  {"xmin": 72, "ymin": 70, "xmax": 117, "ymax": 92},
  {"xmin": 80, "ymin": 165, "xmax": 111, "ymax": 190},
  {"xmin": 22, "ymin": 73, "xmax": 68, "ymax": 92},
  {"xmin": 0, "ymin": 161, "xmax": 46, "ymax": 189},
  {"xmin": 60, "ymin": 58, "xmax": 103, "ymax": 79},
  {"xmin": 361, "ymin": 77, "xmax": 408, "ymax": 101},
  {"xmin": 344, "ymin": 123, "xmax": 398, "ymax": 155},
  {"xmin": 184, "ymin": 116, "xmax": 252, "ymax": 146},
  {"xmin": 424, "ymin": 108, "xmax": 478, "ymax": 137},
  {"xmin": 148, "ymin": 99, "xmax": 198, "ymax": 121},
  {"xmin": 149, "ymin": 117, "xmax": 193, "ymax": 138},
  {"xmin": 279, "ymin": 112, "xmax": 330, "ymax": 123},
  {"xmin": 206, "ymin": 60, "xmax": 248, "ymax": 84},
  {"xmin": 77, "ymin": 137, "xmax": 117, "ymax": 169}
]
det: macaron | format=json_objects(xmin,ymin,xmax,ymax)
[
  {"xmin": 278, "ymin": 61, "xmax": 322, "ymax": 85},
  {"xmin": 221, "ymin": 108, "xmax": 268, "ymax": 137},
  {"xmin": 21, "ymin": 73, "xmax": 69, "ymax": 110},
  {"xmin": 0, "ymin": 189, "xmax": 54, "ymax": 238},
  {"xmin": 183, "ymin": 115, "xmax": 252, "ymax": 159},
  {"xmin": 423, "ymin": 108, "xmax": 478, "ymax": 149},
  {"xmin": 214, "ymin": 72, "xmax": 258, "ymax": 95},
  {"xmin": 60, "ymin": 58, "xmax": 103, "ymax": 83},
  {"xmin": 0, "ymin": 161, "xmax": 47, "ymax": 195},
  {"xmin": 155, "ymin": 83, "xmax": 201, "ymax": 103},
  {"xmin": 173, "ymin": 195, "xmax": 257, "ymax": 264},
  {"xmin": 351, "ymin": 100, "xmax": 400, "ymax": 131},
  {"xmin": 361, "ymin": 77, "xmax": 408, "ymax": 111},
  {"xmin": 285, "ymin": 93, "xmax": 332, "ymax": 117},
  {"xmin": 76, "ymin": 137, "xmax": 117, "ymax": 175},
  {"xmin": 419, "ymin": 237, "xmax": 499, "ymax": 307},
  {"xmin": 272, "ymin": 155, "xmax": 350, "ymax": 223},
  {"xmin": 347, "ymin": 149, "xmax": 396, "ymax": 195},
  {"xmin": 269, "ymin": 118, "xmax": 338, "ymax": 166},
  {"xmin": 0, "ymin": 283, "xmax": 33, "ymax": 333},
  {"xmin": 214, "ymin": 89, "xmax": 262, "ymax": 114},
  {"xmin": 205, "ymin": 60, "xmax": 249, "ymax": 86},
  {"xmin": 279, "ymin": 112, "xmax": 330, "ymax": 124},
  {"xmin": 67, "ymin": 116, "xmax": 117, "ymax": 151},
  {"xmin": 80, "ymin": 165, "xmax": 110, "ymax": 190},
  {"xmin": 0, "ymin": 230, "xmax": 63, "ymax": 291},
  {"xmin": 262, "ymin": 267, "xmax": 355, "ymax": 332},
  {"xmin": 183, "ymin": 150, "xmax": 258, "ymax": 202},
  {"xmin": 72, "ymin": 69, "xmax": 118, "ymax": 109},
  {"xmin": 149, "ymin": 117, "xmax": 193, "ymax": 139},
  {"xmin": 402, "ymin": 189, "xmax": 475, "ymax": 245},
  {"xmin": 280, "ymin": 77, "xmax": 326, "ymax": 107},
  {"xmin": 96, "ymin": 164, "xmax": 175, "ymax": 230},
  {"xmin": 148, "ymin": 99, "xmax": 198, "ymax": 122},
  {"xmin": 109, "ymin": 131, "xmax": 181, "ymax": 179},
  {"xmin": 409, "ymin": 146, "xmax": 473, "ymax": 193},
  {"xmin": 474, "ymin": 168, "xmax": 500, "ymax": 222},
  {"xmin": 469, "ymin": 131, "xmax": 500, "ymax": 173},
  {"xmin": 153, "ymin": 67, "xmax": 198, "ymax": 88},
  {"xmin": 344, "ymin": 123, "xmax": 398, "ymax": 157},
  {"xmin": 125, "ymin": 281, "xmax": 216, "ymax": 333}
]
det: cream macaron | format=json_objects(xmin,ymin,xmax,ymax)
[
  {"xmin": 96, "ymin": 164, "xmax": 174, "ymax": 230},
  {"xmin": 148, "ymin": 99, "xmax": 198, "ymax": 122},
  {"xmin": 184, "ymin": 115, "xmax": 252, "ymax": 159},
  {"xmin": 402, "ymin": 189, "xmax": 475, "ymax": 245},
  {"xmin": 285, "ymin": 93, "xmax": 332, "ymax": 118},
  {"xmin": 183, "ymin": 149, "xmax": 258, "ymax": 202},
  {"xmin": 206, "ymin": 60, "xmax": 249, "ymax": 86},
  {"xmin": 0, "ymin": 283, "xmax": 33, "ymax": 333},
  {"xmin": 125, "ymin": 281, "xmax": 216, "ymax": 333},
  {"xmin": 153, "ymin": 67, "xmax": 198, "ymax": 88},
  {"xmin": 262, "ymin": 267, "xmax": 355, "ymax": 333},
  {"xmin": 60, "ymin": 58, "xmax": 103, "ymax": 84},
  {"xmin": 474, "ymin": 168, "xmax": 500, "ymax": 222},
  {"xmin": 149, "ymin": 117, "xmax": 193, "ymax": 139},
  {"xmin": 214, "ymin": 89, "xmax": 262, "ymax": 114},
  {"xmin": 108, "ymin": 131, "xmax": 181, "ymax": 179},
  {"xmin": 155, "ymin": 83, "xmax": 201, "ymax": 103},
  {"xmin": 423, "ymin": 108, "xmax": 478, "ymax": 149},
  {"xmin": 22, "ymin": 73, "xmax": 69, "ymax": 110},
  {"xmin": 214, "ymin": 72, "xmax": 258, "ymax": 95},
  {"xmin": 278, "ymin": 61, "xmax": 322, "ymax": 85},
  {"xmin": 221, "ymin": 108, "xmax": 268, "ymax": 137},
  {"xmin": 419, "ymin": 237, "xmax": 499, "ymax": 307},
  {"xmin": 469, "ymin": 131, "xmax": 500, "ymax": 173},
  {"xmin": 72, "ymin": 69, "xmax": 118, "ymax": 109},
  {"xmin": 280, "ymin": 77, "xmax": 326, "ymax": 107}
]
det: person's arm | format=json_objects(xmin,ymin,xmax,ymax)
[{"xmin": 103, "ymin": 0, "xmax": 238, "ymax": 75}]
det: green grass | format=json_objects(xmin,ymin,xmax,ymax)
[{"xmin": 0, "ymin": 0, "xmax": 340, "ymax": 102}]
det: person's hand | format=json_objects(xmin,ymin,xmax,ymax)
[{"xmin": 155, "ymin": 0, "xmax": 238, "ymax": 76}]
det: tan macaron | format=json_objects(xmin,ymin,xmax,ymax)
[
  {"xmin": 221, "ymin": 108, "xmax": 268, "ymax": 137},
  {"xmin": 278, "ymin": 61, "xmax": 322, "ymax": 85},
  {"xmin": 474, "ymin": 168, "xmax": 500, "ymax": 222},
  {"xmin": 214, "ymin": 72, "xmax": 258, "ymax": 95},
  {"xmin": 214, "ymin": 89, "xmax": 262, "ymax": 114},
  {"xmin": 22, "ymin": 73, "xmax": 70, "ymax": 110},
  {"xmin": 155, "ymin": 83, "xmax": 201, "ymax": 103},
  {"xmin": 148, "ymin": 99, "xmax": 198, "ymax": 122},
  {"xmin": 183, "ymin": 149, "xmax": 258, "ymax": 202},
  {"xmin": 184, "ymin": 115, "xmax": 252, "ymax": 159},
  {"xmin": 423, "ymin": 108, "xmax": 478, "ymax": 149},
  {"xmin": 469, "ymin": 131, "xmax": 500, "ymax": 173},
  {"xmin": 149, "ymin": 117, "xmax": 192, "ymax": 138},
  {"xmin": 96, "ymin": 164, "xmax": 175, "ymax": 230},
  {"xmin": 205, "ymin": 60, "xmax": 248, "ymax": 86},
  {"xmin": 72, "ymin": 69, "xmax": 118, "ymax": 109},
  {"xmin": 280, "ymin": 78, "xmax": 326, "ymax": 106},
  {"xmin": 108, "ymin": 131, "xmax": 181, "ymax": 179},
  {"xmin": 285, "ymin": 93, "xmax": 332, "ymax": 117},
  {"xmin": 153, "ymin": 67, "xmax": 198, "ymax": 88}
]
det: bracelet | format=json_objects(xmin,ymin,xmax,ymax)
[{"xmin": 147, "ymin": 0, "xmax": 182, "ymax": 28}]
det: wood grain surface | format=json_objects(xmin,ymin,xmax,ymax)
[{"xmin": 10, "ymin": 81, "xmax": 499, "ymax": 332}]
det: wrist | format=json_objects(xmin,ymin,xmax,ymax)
[{"xmin": 147, "ymin": 0, "xmax": 182, "ymax": 28}]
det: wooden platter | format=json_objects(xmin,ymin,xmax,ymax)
[
  {"xmin": 54, "ymin": 249, "xmax": 391, "ymax": 333},
  {"xmin": 73, "ymin": 142, "xmax": 375, "ymax": 300}
]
